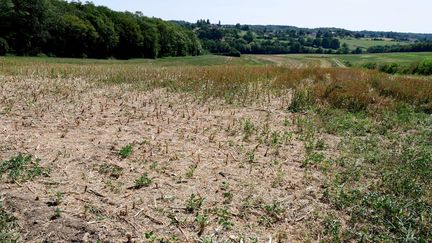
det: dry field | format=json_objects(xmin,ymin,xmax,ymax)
[{"xmin": 1, "ymin": 57, "xmax": 431, "ymax": 242}]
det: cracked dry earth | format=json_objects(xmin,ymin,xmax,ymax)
[{"xmin": 0, "ymin": 76, "xmax": 330, "ymax": 242}]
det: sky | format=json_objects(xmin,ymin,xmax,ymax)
[{"xmin": 85, "ymin": 0, "xmax": 432, "ymax": 33}]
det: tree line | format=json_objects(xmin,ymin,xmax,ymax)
[
  {"xmin": 0, "ymin": 0, "xmax": 202, "ymax": 59},
  {"xmin": 367, "ymin": 42, "xmax": 432, "ymax": 53},
  {"xmin": 176, "ymin": 20, "xmax": 432, "ymax": 57},
  {"xmin": 188, "ymin": 20, "xmax": 344, "ymax": 56}
]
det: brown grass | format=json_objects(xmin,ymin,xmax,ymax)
[{"xmin": 2, "ymin": 60, "xmax": 430, "ymax": 113}]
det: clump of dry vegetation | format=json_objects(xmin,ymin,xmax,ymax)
[{"xmin": 0, "ymin": 57, "xmax": 430, "ymax": 242}]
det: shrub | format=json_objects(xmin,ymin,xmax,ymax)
[
  {"xmin": 417, "ymin": 59, "xmax": 432, "ymax": 75},
  {"xmin": 224, "ymin": 48, "xmax": 241, "ymax": 57},
  {"xmin": 322, "ymin": 80, "xmax": 375, "ymax": 112},
  {"xmin": 379, "ymin": 63, "xmax": 399, "ymax": 74},
  {"xmin": 0, "ymin": 38, "xmax": 8, "ymax": 56},
  {"xmin": 362, "ymin": 62, "xmax": 377, "ymax": 70}
]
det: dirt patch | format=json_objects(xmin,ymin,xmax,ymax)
[
  {"xmin": 2, "ymin": 193, "xmax": 100, "ymax": 242},
  {"xmin": 249, "ymin": 55, "xmax": 301, "ymax": 67},
  {"xmin": 0, "ymin": 77, "xmax": 331, "ymax": 242}
]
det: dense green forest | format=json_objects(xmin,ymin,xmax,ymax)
[
  {"xmin": 175, "ymin": 20, "xmax": 432, "ymax": 56},
  {"xmin": 0, "ymin": 0, "xmax": 202, "ymax": 58}
]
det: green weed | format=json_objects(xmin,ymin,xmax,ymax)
[
  {"xmin": 216, "ymin": 208, "xmax": 233, "ymax": 230},
  {"xmin": 243, "ymin": 118, "xmax": 255, "ymax": 141},
  {"xmin": 119, "ymin": 144, "xmax": 133, "ymax": 159},
  {"xmin": 133, "ymin": 173, "xmax": 152, "ymax": 189},
  {"xmin": 98, "ymin": 163, "xmax": 123, "ymax": 179},
  {"xmin": 289, "ymin": 89, "xmax": 315, "ymax": 112},
  {"xmin": 0, "ymin": 203, "xmax": 18, "ymax": 242},
  {"xmin": 186, "ymin": 194, "xmax": 204, "ymax": 213},
  {"xmin": 0, "ymin": 154, "xmax": 48, "ymax": 182}
]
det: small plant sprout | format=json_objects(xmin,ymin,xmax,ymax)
[
  {"xmin": 245, "ymin": 149, "xmax": 255, "ymax": 164},
  {"xmin": 271, "ymin": 131, "xmax": 280, "ymax": 147},
  {"xmin": 186, "ymin": 194, "xmax": 204, "ymax": 213},
  {"xmin": 185, "ymin": 163, "xmax": 198, "ymax": 179},
  {"xmin": 271, "ymin": 168, "xmax": 285, "ymax": 188},
  {"xmin": 51, "ymin": 208, "xmax": 62, "ymax": 220},
  {"xmin": 119, "ymin": 144, "xmax": 133, "ymax": 159},
  {"xmin": 133, "ymin": 173, "xmax": 152, "ymax": 189},
  {"xmin": 98, "ymin": 163, "xmax": 123, "ymax": 179},
  {"xmin": 243, "ymin": 118, "xmax": 254, "ymax": 141},
  {"xmin": 217, "ymin": 208, "xmax": 233, "ymax": 230},
  {"xmin": 195, "ymin": 213, "xmax": 209, "ymax": 236}
]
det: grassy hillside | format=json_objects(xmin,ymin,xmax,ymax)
[
  {"xmin": 3, "ymin": 52, "xmax": 432, "ymax": 69},
  {"xmin": 339, "ymin": 38, "xmax": 411, "ymax": 50},
  {"xmin": 334, "ymin": 52, "xmax": 432, "ymax": 65}
]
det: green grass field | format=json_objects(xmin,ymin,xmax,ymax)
[
  {"xmin": 2, "ymin": 52, "xmax": 432, "ymax": 70},
  {"xmin": 339, "ymin": 38, "xmax": 411, "ymax": 50},
  {"xmin": 0, "ymin": 54, "xmax": 273, "ymax": 67},
  {"xmin": 243, "ymin": 52, "xmax": 432, "ymax": 69},
  {"xmin": 333, "ymin": 52, "xmax": 432, "ymax": 66}
]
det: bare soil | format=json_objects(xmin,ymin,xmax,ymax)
[{"xmin": 0, "ymin": 76, "xmax": 332, "ymax": 242}]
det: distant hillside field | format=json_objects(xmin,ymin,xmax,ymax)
[
  {"xmin": 334, "ymin": 52, "xmax": 432, "ymax": 65},
  {"xmin": 339, "ymin": 38, "xmax": 411, "ymax": 50}
]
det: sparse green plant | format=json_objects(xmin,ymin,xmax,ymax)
[
  {"xmin": 104, "ymin": 179, "xmax": 123, "ymax": 194},
  {"xmin": 289, "ymin": 89, "xmax": 315, "ymax": 112},
  {"xmin": 51, "ymin": 207, "xmax": 62, "ymax": 220},
  {"xmin": 84, "ymin": 204, "xmax": 105, "ymax": 219},
  {"xmin": 98, "ymin": 163, "xmax": 123, "ymax": 179},
  {"xmin": 315, "ymin": 138, "xmax": 326, "ymax": 150},
  {"xmin": 47, "ymin": 191, "xmax": 64, "ymax": 207},
  {"xmin": 0, "ymin": 203, "xmax": 18, "ymax": 242},
  {"xmin": 1, "ymin": 106, "xmax": 12, "ymax": 115},
  {"xmin": 302, "ymin": 152, "xmax": 326, "ymax": 167},
  {"xmin": 195, "ymin": 213, "xmax": 209, "ymax": 235},
  {"xmin": 221, "ymin": 181, "xmax": 229, "ymax": 191},
  {"xmin": 133, "ymin": 173, "xmax": 152, "ymax": 189},
  {"xmin": 185, "ymin": 163, "xmax": 197, "ymax": 179},
  {"xmin": 150, "ymin": 161, "xmax": 158, "ymax": 171},
  {"xmin": 144, "ymin": 231, "xmax": 156, "ymax": 241},
  {"xmin": 260, "ymin": 201, "xmax": 284, "ymax": 226},
  {"xmin": 186, "ymin": 194, "xmax": 204, "ymax": 213},
  {"xmin": 270, "ymin": 131, "xmax": 280, "ymax": 147},
  {"xmin": 282, "ymin": 131, "xmax": 293, "ymax": 144},
  {"xmin": 323, "ymin": 216, "xmax": 341, "ymax": 242},
  {"xmin": 271, "ymin": 168, "xmax": 285, "ymax": 188},
  {"xmin": 243, "ymin": 118, "xmax": 254, "ymax": 141},
  {"xmin": 245, "ymin": 149, "xmax": 255, "ymax": 164},
  {"xmin": 283, "ymin": 117, "xmax": 290, "ymax": 126},
  {"xmin": 223, "ymin": 191, "xmax": 234, "ymax": 205},
  {"xmin": 0, "ymin": 154, "xmax": 49, "ymax": 182},
  {"xmin": 119, "ymin": 144, "xmax": 133, "ymax": 159},
  {"xmin": 216, "ymin": 208, "xmax": 233, "ymax": 230}
]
